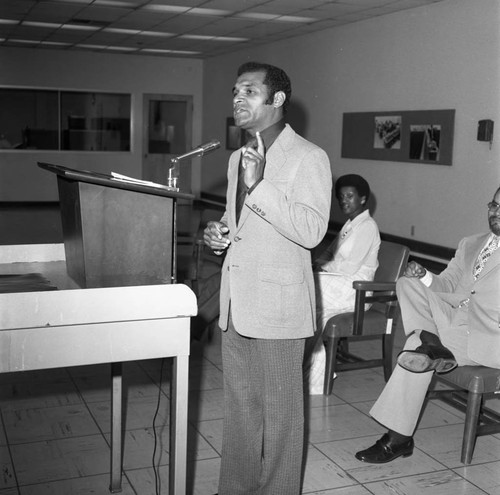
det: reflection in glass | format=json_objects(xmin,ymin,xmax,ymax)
[
  {"xmin": 61, "ymin": 92, "xmax": 131, "ymax": 151},
  {"xmin": 0, "ymin": 89, "xmax": 58, "ymax": 149},
  {"xmin": 0, "ymin": 88, "xmax": 131, "ymax": 152},
  {"xmin": 148, "ymin": 100, "xmax": 187, "ymax": 155}
]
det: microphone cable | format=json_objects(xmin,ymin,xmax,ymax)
[{"xmin": 152, "ymin": 357, "xmax": 166, "ymax": 495}]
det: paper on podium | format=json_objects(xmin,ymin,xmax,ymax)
[{"xmin": 111, "ymin": 172, "xmax": 174, "ymax": 190}]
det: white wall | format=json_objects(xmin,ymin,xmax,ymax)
[
  {"xmin": 0, "ymin": 47, "xmax": 203, "ymax": 201},
  {"xmin": 202, "ymin": 0, "xmax": 500, "ymax": 249}
]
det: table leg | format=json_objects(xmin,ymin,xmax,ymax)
[
  {"xmin": 169, "ymin": 355, "xmax": 189, "ymax": 495},
  {"xmin": 110, "ymin": 362, "xmax": 123, "ymax": 493}
]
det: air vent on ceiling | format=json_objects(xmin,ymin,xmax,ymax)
[{"xmin": 69, "ymin": 18, "xmax": 111, "ymax": 28}]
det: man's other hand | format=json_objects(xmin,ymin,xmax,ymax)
[{"xmin": 204, "ymin": 221, "xmax": 230, "ymax": 255}]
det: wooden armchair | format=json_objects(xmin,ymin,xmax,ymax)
[{"xmin": 322, "ymin": 240, "xmax": 410, "ymax": 395}]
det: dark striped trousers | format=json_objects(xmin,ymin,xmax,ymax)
[{"xmin": 218, "ymin": 317, "xmax": 305, "ymax": 495}]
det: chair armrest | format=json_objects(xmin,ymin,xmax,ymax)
[
  {"xmin": 354, "ymin": 280, "xmax": 397, "ymax": 306},
  {"xmin": 352, "ymin": 280, "xmax": 398, "ymax": 335},
  {"xmin": 352, "ymin": 281, "xmax": 396, "ymax": 292}
]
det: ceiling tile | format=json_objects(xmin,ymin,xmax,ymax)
[
  {"xmin": 44, "ymin": 31, "xmax": 93, "ymax": 42},
  {"xmin": 237, "ymin": 21, "xmax": 300, "ymax": 38},
  {"xmin": 146, "ymin": 0, "xmax": 208, "ymax": 7},
  {"xmin": 72, "ymin": 5, "xmax": 133, "ymax": 22},
  {"xmin": 110, "ymin": 10, "xmax": 170, "ymax": 29},
  {"xmin": 251, "ymin": 0, "xmax": 325, "ymax": 15},
  {"xmin": 155, "ymin": 15, "xmax": 222, "ymax": 33},
  {"xmin": 27, "ymin": 1, "xmax": 84, "ymax": 22},
  {"xmin": 201, "ymin": 0, "xmax": 271, "ymax": 10},
  {"xmin": 185, "ymin": 17, "xmax": 260, "ymax": 37}
]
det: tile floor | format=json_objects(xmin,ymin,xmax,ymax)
[{"xmin": 1, "ymin": 321, "xmax": 500, "ymax": 495}]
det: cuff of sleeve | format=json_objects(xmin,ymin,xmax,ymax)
[
  {"xmin": 420, "ymin": 270, "xmax": 433, "ymax": 287},
  {"xmin": 247, "ymin": 177, "xmax": 263, "ymax": 195}
]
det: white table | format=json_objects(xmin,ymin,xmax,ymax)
[{"xmin": 0, "ymin": 243, "xmax": 197, "ymax": 494}]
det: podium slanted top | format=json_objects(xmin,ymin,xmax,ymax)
[{"xmin": 38, "ymin": 161, "xmax": 194, "ymax": 200}]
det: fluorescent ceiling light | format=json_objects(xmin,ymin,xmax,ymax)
[
  {"xmin": 105, "ymin": 46, "xmax": 138, "ymax": 51},
  {"xmin": 181, "ymin": 34, "xmax": 247, "ymax": 42},
  {"xmin": 62, "ymin": 23, "xmax": 100, "ymax": 31},
  {"xmin": 236, "ymin": 13, "xmax": 315, "ymax": 23},
  {"xmin": 104, "ymin": 27, "xmax": 140, "ymax": 35},
  {"xmin": 50, "ymin": 0, "xmax": 92, "ymax": 3},
  {"xmin": 0, "ymin": 19, "xmax": 19, "ymax": 25},
  {"xmin": 276, "ymin": 15, "xmax": 316, "ymax": 23},
  {"xmin": 9, "ymin": 39, "xmax": 40, "ymax": 44},
  {"xmin": 75, "ymin": 43, "xmax": 138, "ymax": 52},
  {"xmin": 76, "ymin": 43, "xmax": 107, "ymax": 49},
  {"xmin": 180, "ymin": 34, "xmax": 212, "ymax": 40},
  {"xmin": 103, "ymin": 27, "xmax": 173, "ymax": 37},
  {"xmin": 189, "ymin": 8, "xmax": 232, "ymax": 16},
  {"xmin": 142, "ymin": 4, "xmax": 231, "ymax": 16},
  {"xmin": 94, "ymin": 0, "xmax": 136, "ymax": 6},
  {"xmin": 215, "ymin": 36, "xmax": 247, "ymax": 42},
  {"xmin": 40, "ymin": 41, "xmax": 70, "ymax": 46},
  {"xmin": 142, "ymin": 5, "xmax": 189, "ymax": 14},
  {"xmin": 138, "ymin": 30, "xmax": 174, "ymax": 37},
  {"xmin": 235, "ymin": 13, "xmax": 279, "ymax": 21},
  {"xmin": 22, "ymin": 21, "xmax": 62, "ymax": 29},
  {"xmin": 141, "ymin": 48, "xmax": 200, "ymax": 55}
]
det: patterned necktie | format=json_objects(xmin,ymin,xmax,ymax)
[{"xmin": 473, "ymin": 235, "xmax": 500, "ymax": 279}]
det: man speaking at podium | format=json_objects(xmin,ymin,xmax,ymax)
[{"xmin": 204, "ymin": 61, "xmax": 332, "ymax": 495}]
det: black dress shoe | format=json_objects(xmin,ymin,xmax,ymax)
[
  {"xmin": 355, "ymin": 433, "xmax": 414, "ymax": 463},
  {"xmin": 397, "ymin": 330, "xmax": 457, "ymax": 374}
]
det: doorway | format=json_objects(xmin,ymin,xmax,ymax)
[{"xmin": 142, "ymin": 94, "xmax": 193, "ymax": 192}]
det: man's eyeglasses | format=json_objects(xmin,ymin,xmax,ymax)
[{"xmin": 488, "ymin": 201, "xmax": 500, "ymax": 212}]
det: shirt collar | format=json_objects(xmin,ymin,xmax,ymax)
[
  {"xmin": 245, "ymin": 119, "xmax": 286, "ymax": 150},
  {"xmin": 345, "ymin": 209, "xmax": 370, "ymax": 228},
  {"xmin": 486, "ymin": 232, "xmax": 500, "ymax": 245}
]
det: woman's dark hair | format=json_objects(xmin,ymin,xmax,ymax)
[
  {"xmin": 334, "ymin": 174, "xmax": 371, "ymax": 200},
  {"xmin": 237, "ymin": 61, "xmax": 291, "ymax": 114}
]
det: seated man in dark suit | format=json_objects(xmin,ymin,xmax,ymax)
[{"xmin": 355, "ymin": 184, "xmax": 500, "ymax": 463}]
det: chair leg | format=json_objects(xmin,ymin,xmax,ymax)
[
  {"xmin": 382, "ymin": 334, "xmax": 394, "ymax": 382},
  {"xmin": 323, "ymin": 337, "xmax": 339, "ymax": 395},
  {"xmin": 338, "ymin": 337, "xmax": 349, "ymax": 355},
  {"xmin": 461, "ymin": 391, "xmax": 482, "ymax": 464}
]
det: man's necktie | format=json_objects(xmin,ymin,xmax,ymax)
[
  {"xmin": 235, "ymin": 138, "xmax": 257, "ymax": 225},
  {"xmin": 473, "ymin": 235, "xmax": 500, "ymax": 279},
  {"xmin": 235, "ymin": 154, "xmax": 247, "ymax": 225}
]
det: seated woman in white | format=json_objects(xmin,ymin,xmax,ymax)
[{"xmin": 305, "ymin": 174, "xmax": 381, "ymax": 394}]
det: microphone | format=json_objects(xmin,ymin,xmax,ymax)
[{"xmin": 172, "ymin": 139, "xmax": 220, "ymax": 162}]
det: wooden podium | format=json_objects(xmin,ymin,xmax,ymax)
[{"xmin": 38, "ymin": 162, "xmax": 194, "ymax": 288}]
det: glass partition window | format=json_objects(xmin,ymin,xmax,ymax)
[
  {"xmin": 0, "ymin": 88, "xmax": 131, "ymax": 152},
  {"xmin": 61, "ymin": 92, "xmax": 130, "ymax": 151},
  {"xmin": 147, "ymin": 100, "xmax": 187, "ymax": 154},
  {"xmin": 0, "ymin": 89, "xmax": 59, "ymax": 150}
]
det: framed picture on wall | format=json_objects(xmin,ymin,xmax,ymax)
[
  {"xmin": 342, "ymin": 109, "xmax": 455, "ymax": 165},
  {"xmin": 409, "ymin": 124, "xmax": 441, "ymax": 162},
  {"xmin": 374, "ymin": 115, "xmax": 401, "ymax": 150},
  {"xmin": 226, "ymin": 117, "xmax": 245, "ymax": 150}
]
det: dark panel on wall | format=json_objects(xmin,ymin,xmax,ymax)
[{"xmin": 341, "ymin": 109, "xmax": 455, "ymax": 165}]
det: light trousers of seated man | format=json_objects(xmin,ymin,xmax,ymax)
[{"xmin": 369, "ymin": 277, "xmax": 481, "ymax": 436}]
